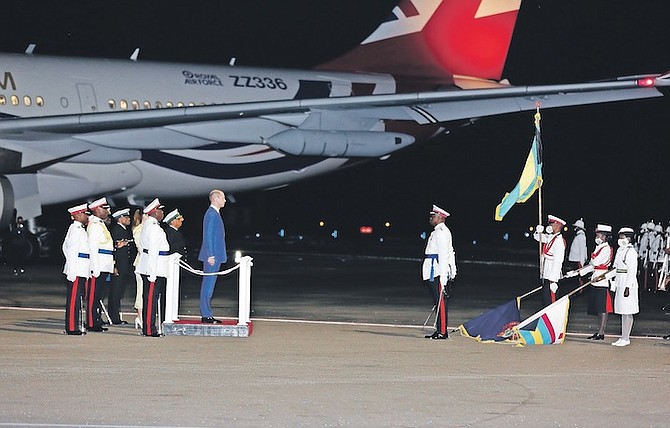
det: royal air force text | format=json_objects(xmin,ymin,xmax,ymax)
[{"xmin": 183, "ymin": 70, "xmax": 288, "ymax": 90}]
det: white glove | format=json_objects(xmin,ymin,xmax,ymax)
[
  {"xmin": 536, "ymin": 224, "xmax": 544, "ymax": 233},
  {"xmin": 92, "ymin": 270, "xmax": 101, "ymax": 279},
  {"xmin": 66, "ymin": 274, "xmax": 76, "ymax": 282},
  {"xmin": 564, "ymin": 270, "xmax": 578, "ymax": 278},
  {"xmin": 549, "ymin": 282, "xmax": 559, "ymax": 293}
]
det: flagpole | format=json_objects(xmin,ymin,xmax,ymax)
[{"xmin": 535, "ymin": 103, "xmax": 543, "ymax": 281}]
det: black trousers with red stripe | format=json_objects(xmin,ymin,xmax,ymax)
[
  {"xmin": 87, "ymin": 274, "xmax": 110, "ymax": 329},
  {"xmin": 425, "ymin": 279, "xmax": 448, "ymax": 335},
  {"xmin": 65, "ymin": 276, "xmax": 86, "ymax": 333},
  {"xmin": 141, "ymin": 275, "xmax": 166, "ymax": 337}
]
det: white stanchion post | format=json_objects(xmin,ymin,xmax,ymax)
[
  {"xmin": 236, "ymin": 254, "xmax": 253, "ymax": 325},
  {"xmin": 164, "ymin": 253, "xmax": 182, "ymax": 324}
]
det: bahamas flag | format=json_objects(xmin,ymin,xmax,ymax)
[
  {"xmin": 494, "ymin": 112, "xmax": 543, "ymax": 221},
  {"xmin": 459, "ymin": 299, "xmax": 521, "ymax": 342},
  {"xmin": 514, "ymin": 295, "xmax": 570, "ymax": 345}
]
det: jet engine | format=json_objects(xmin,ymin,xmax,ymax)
[{"xmin": 265, "ymin": 129, "xmax": 414, "ymax": 158}]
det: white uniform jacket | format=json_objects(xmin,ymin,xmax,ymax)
[
  {"xmin": 422, "ymin": 223, "xmax": 456, "ymax": 282},
  {"xmin": 577, "ymin": 242, "xmax": 613, "ymax": 288},
  {"xmin": 605, "ymin": 244, "xmax": 639, "ymax": 314},
  {"xmin": 568, "ymin": 230, "xmax": 588, "ymax": 265},
  {"xmin": 534, "ymin": 232, "xmax": 566, "ymax": 283},
  {"xmin": 136, "ymin": 216, "xmax": 170, "ymax": 281},
  {"xmin": 87, "ymin": 215, "xmax": 114, "ymax": 277},
  {"xmin": 62, "ymin": 221, "xmax": 90, "ymax": 282}
]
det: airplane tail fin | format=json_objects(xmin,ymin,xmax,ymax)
[{"xmin": 317, "ymin": 0, "xmax": 522, "ymax": 83}]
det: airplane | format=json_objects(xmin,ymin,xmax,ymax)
[{"xmin": 0, "ymin": 0, "xmax": 667, "ymax": 229}]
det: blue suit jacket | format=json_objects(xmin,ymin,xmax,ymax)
[{"xmin": 197, "ymin": 207, "xmax": 227, "ymax": 263}]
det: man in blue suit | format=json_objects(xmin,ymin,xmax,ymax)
[{"xmin": 197, "ymin": 189, "xmax": 228, "ymax": 323}]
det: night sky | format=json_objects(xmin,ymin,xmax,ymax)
[{"xmin": 1, "ymin": 1, "xmax": 669, "ymax": 245}]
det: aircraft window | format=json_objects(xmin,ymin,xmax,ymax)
[
  {"xmin": 155, "ymin": 101, "xmax": 162, "ymax": 109},
  {"xmin": 177, "ymin": 102, "xmax": 184, "ymax": 107},
  {"xmin": 166, "ymin": 101, "xmax": 173, "ymax": 108},
  {"xmin": 131, "ymin": 100, "xmax": 139, "ymax": 110},
  {"xmin": 120, "ymin": 99, "xmax": 128, "ymax": 110},
  {"xmin": 143, "ymin": 100, "xmax": 151, "ymax": 109},
  {"xmin": 11, "ymin": 95, "xmax": 19, "ymax": 106},
  {"xmin": 0, "ymin": 95, "xmax": 5, "ymax": 105},
  {"xmin": 108, "ymin": 99, "xmax": 116, "ymax": 109},
  {"xmin": 36, "ymin": 96, "xmax": 44, "ymax": 106},
  {"xmin": 23, "ymin": 96, "xmax": 32, "ymax": 106}
]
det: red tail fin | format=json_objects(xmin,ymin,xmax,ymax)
[{"xmin": 318, "ymin": 0, "xmax": 521, "ymax": 82}]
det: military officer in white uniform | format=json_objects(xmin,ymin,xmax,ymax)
[
  {"xmin": 86, "ymin": 197, "xmax": 114, "ymax": 332},
  {"xmin": 566, "ymin": 224, "xmax": 614, "ymax": 340},
  {"xmin": 136, "ymin": 198, "xmax": 170, "ymax": 337},
  {"xmin": 61, "ymin": 203, "xmax": 91, "ymax": 335},
  {"xmin": 605, "ymin": 227, "xmax": 639, "ymax": 347},
  {"xmin": 534, "ymin": 215, "xmax": 566, "ymax": 306},
  {"xmin": 422, "ymin": 204, "xmax": 457, "ymax": 340}
]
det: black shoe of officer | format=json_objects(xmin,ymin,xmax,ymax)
[
  {"xmin": 65, "ymin": 330, "xmax": 83, "ymax": 335},
  {"xmin": 87, "ymin": 326, "xmax": 108, "ymax": 332},
  {"xmin": 431, "ymin": 333, "xmax": 448, "ymax": 340},
  {"xmin": 425, "ymin": 332, "xmax": 438, "ymax": 339},
  {"xmin": 202, "ymin": 317, "xmax": 221, "ymax": 324}
]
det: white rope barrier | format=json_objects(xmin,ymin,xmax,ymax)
[{"xmin": 163, "ymin": 252, "xmax": 253, "ymax": 326}]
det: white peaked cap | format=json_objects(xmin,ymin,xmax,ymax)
[
  {"xmin": 430, "ymin": 204, "xmax": 450, "ymax": 218},
  {"xmin": 68, "ymin": 203, "xmax": 89, "ymax": 215},
  {"xmin": 595, "ymin": 224, "xmax": 612, "ymax": 233},
  {"xmin": 618, "ymin": 227, "xmax": 635, "ymax": 235},
  {"xmin": 143, "ymin": 198, "xmax": 164, "ymax": 214},
  {"xmin": 163, "ymin": 209, "xmax": 183, "ymax": 224},
  {"xmin": 573, "ymin": 218, "xmax": 585, "ymax": 229},
  {"xmin": 655, "ymin": 224, "xmax": 663, "ymax": 232},
  {"xmin": 89, "ymin": 197, "xmax": 109, "ymax": 210},
  {"xmin": 112, "ymin": 208, "xmax": 130, "ymax": 218},
  {"xmin": 547, "ymin": 215, "xmax": 566, "ymax": 226}
]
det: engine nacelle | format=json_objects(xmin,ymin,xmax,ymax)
[
  {"xmin": 265, "ymin": 129, "xmax": 414, "ymax": 158},
  {"xmin": 0, "ymin": 175, "xmax": 15, "ymax": 229}
]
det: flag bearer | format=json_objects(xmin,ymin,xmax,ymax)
[
  {"xmin": 422, "ymin": 204, "xmax": 457, "ymax": 340},
  {"xmin": 534, "ymin": 215, "xmax": 567, "ymax": 306},
  {"xmin": 62, "ymin": 203, "xmax": 90, "ymax": 335},
  {"xmin": 566, "ymin": 224, "xmax": 614, "ymax": 340}
]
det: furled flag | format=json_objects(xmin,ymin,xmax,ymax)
[
  {"xmin": 459, "ymin": 299, "xmax": 521, "ymax": 342},
  {"xmin": 513, "ymin": 295, "xmax": 570, "ymax": 345},
  {"xmin": 494, "ymin": 112, "xmax": 543, "ymax": 221}
]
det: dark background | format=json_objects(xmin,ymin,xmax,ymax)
[{"xmin": 1, "ymin": 1, "xmax": 669, "ymax": 249}]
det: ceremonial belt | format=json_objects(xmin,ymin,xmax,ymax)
[
  {"xmin": 78, "ymin": 253, "xmax": 90, "ymax": 259},
  {"xmin": 425, "ymin": 254, "xmax": 439, "ymax": 282},
  {"xmin": 143, "ymin": 249, "xmax": 169, "ymax": 256},
  {"xmin": 98, "ymin": 249, "xmax": 113, "ymax": 255},
  {"xmin": 616, "ymin": 269, "xmax": 628, "ymax": 273}
]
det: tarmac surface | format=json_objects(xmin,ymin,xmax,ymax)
[{"xmin": 1, "ymin": 241, "xmax": 670, "ymax": 427}]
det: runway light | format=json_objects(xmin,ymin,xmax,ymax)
[
  {"xmin": 384, "ymin": 221, "xmax": 391, "ymax": 228},
  {"xmin": 524, "ymin": 232, "xmax": 530, "ymax": 238},
  {"xmin": 379, "ymin": 237, "xmax": 384, "ymax": 243},
  {"xmin": 278, "ymin": 228, "xmax": 285, "ymax": 238},
  {"xmin": 472, "ymin": 240, "xmax": 477, "ymax": 245},
  {"xmin": 360, "ymin": 226, "xmax": 373, "ymax": 234},
  {"xmin": 503, "ymin": 233, "xmax": 509, "ymax": 241},
  {"xmin": 420, "ymin": 232, "xmax": 427, "ymax": 240},
  {"xmin": 319, "ymin": 221, "xmax": 325, "ymax": 227},
  {"xmin": 637, "ymin": 77, "xmax": 655, "ymax": 87},
  {"xmin": 331, "ymin": 230, "xmax": 338, "ymax": 239},
  {"xmin": 529, "ymin": 226, "xmax": 534, "ymax": 232},
  {"xmin": 255, "ymin": 232, "xmax": 261, "ymax": 239}
]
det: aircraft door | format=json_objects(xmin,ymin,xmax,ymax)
[{"xmin": 76, "ymin": 83, "xmax": 98, "ymax": 113}]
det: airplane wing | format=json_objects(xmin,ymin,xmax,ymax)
[{"xmin": 0, "ymin": 74, "xmax": 667, "ymax": 138}]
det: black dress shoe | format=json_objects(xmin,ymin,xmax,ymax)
[
  {"xmin": 112, "ymin": 320, "xmax": 129, "ymax": 325},
  {"xmin": 87, "ymin": 326, "xmax": 108, "ymax": 332},
  {"xmin": 431, "ymin": 333, "xmax": 448, "ymax": 340},
  {"xmin": 65, "ymin": 330, "xmax": 83, "ymax": 335},
  {"xmin": 588, "ymin": 333, "xmax": 604, "ymax": 340},
  {"xmin": 201, "ymin": 317, "xmax": 222, "ymax": 324},
  {"xmin": 425, "ymin": 332, "xmax": 438, "ymax": 339}
]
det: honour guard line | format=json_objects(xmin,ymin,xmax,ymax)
[{"xmin": 62, "ymin": 194, "xmax": 253, "ymax": 338}]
